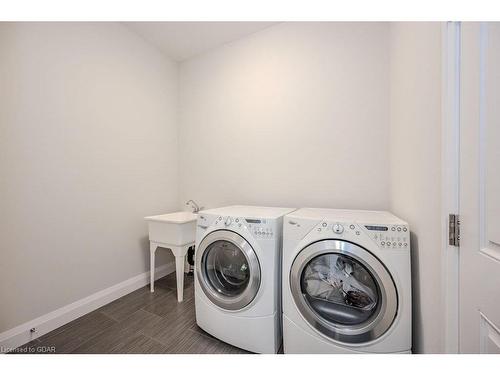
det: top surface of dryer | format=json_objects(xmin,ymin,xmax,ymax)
[
  {"xmin": 201, "ymin": 205, "xmax": 296, "ymax": 220},
  {"xmin": 287, "ymin": 208, "xmax": 407, "ymax": 226}
]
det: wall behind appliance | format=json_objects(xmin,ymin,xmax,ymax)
[
  {"xmin": 389, "ymin": 22, "xmax": 443, "ymax": 353},
  {"xmin": 0, "ymin": 23, "xmax": 178, "ymax": 332},
  {"xmin": 178, "ymin": 22, "xmax": 391, "ymax": 210}
]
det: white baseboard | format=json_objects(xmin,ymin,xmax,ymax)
[{"xmin": 0, "ymin": 261, "xmax": 175, "ymax": 353}]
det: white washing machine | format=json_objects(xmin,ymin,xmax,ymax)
[
  {"xmin": 195, "ymin": 205, "xmax": 295, "ymax": 353},
  {"xmin": 282, "ymin": 208, "xmax": 411, "ymax": 354}
]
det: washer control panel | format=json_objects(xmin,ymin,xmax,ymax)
[
  {"xmin": 313, "ymin": 221, "xmax": 409, "ymax": 249},
  {"xmin": 211, "ymin": 216, "xmax": 274, "ymax": 239},
  {"xmin": 364, "ymin": 224, "xmax": 409, "ymax": 249}
]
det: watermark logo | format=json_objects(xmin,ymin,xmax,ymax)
[{"xmin": 1, "ymin": 345, "xmax": 56, "ymax": 354}]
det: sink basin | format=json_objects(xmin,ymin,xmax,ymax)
[{"xmin": 144, "ymin": 211, "xmax": 197, "ymax": 246}]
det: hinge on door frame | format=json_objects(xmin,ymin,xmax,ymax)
[{"xmin": 449, "ymin": 214, "xmax": 460, "ymax": 247}]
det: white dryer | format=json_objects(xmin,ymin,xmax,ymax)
[
  {"xmin": 194, "ymin": 205, "xmax": 295, "ymax": 353},
  {"xmin": 282, "ymin": 208, "xmax": 411, "ymax": 353}
]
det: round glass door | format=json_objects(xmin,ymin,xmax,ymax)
[
  {"xmin": 301, "ymin": 254, "xmax": 379, "ymax": 326},
  {"xmin": 290, "ymin": 240, "xmax": 397, "ymax": 344},
  {"xmin": 196, "ymin": 230, "xmax": 261, "ymax": 310},
  {"xmin": 204, "ymin": 240, "xmax": 250, "ymax": 297}
]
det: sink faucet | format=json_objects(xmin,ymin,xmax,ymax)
[{"xmin": 186, "ymin": 199, "xmax": 203, "ymax": 213}]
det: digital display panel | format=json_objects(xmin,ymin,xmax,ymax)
[
  {"xmin": 245, "ymin": 218, "xmax": 261, "ymax": 224},
  {"xmin": 365, "ymin": 225, "xmax": 388, "ymax": 231}
]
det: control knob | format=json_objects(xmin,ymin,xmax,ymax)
[
  {"xmin": 224, "ymin": 217, "xmax": 233, "ymax": 226},
  {"xmin": 332, "ymin": 224, "xmax": 344, "ymax": 234}
]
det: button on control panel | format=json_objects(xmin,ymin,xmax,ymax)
[
  {"xmin": 252, "ymin": 226, "xmax": 273, "ymax": 238},
  {"xmin": 369, "ymin": 225, "xmax": 409, "ymax": 249}
]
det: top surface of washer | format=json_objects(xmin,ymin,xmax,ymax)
[
  {"xmin": 287, "ymin": 208, "xmax": 407, "ymax": 225},
  {"xmin": 200, "ymin": 205, "xmax": 296, "ymax": 219}
]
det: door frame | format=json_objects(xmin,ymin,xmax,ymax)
[{"xmin": 441, "ymin": 21, "xmax": 461, "ymax": 353}]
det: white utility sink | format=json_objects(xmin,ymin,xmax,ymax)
[
  {"xmin": 144, "ymin": 211, "xmax": 198, "ymax": 302},
  {"xmin": 144, "ymin": 211, "xmax": 197, "ymax": 246}
]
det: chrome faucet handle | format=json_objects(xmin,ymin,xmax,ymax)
[{"xmin": 185, "ymin": 199, "xmax": 200, "ymax": 213}]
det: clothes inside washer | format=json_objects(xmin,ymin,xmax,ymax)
[{"xmin": 301, "ymin": 254, "xmax": 379, "ymax": 325}]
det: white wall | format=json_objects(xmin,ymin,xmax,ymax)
[
  {"xmin": 0, "ymin": 23, "xmax": 178, "ymax": 332},
  {"xmin": 178, "ymin": 22, "xmax": 391, "ymax": 211},
  {"xmin": 389, "ymin": 22, "xmax": 443, "ymax": 353}
]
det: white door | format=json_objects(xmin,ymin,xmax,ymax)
[{"xmin": 460, "ymin": 22, "xmax": 500, "ymax": 353}]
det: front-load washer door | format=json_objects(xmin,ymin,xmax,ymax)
[
  {"xmin": 290, "ymin": 240, "xmax": 398, "ymax": 345},
  {"xmin": 196, "ymin": 230, "xmax": 261, "ymax": 311}
]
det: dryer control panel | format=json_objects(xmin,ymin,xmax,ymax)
[
  {"xmin": 312, "ymin": 220, "xmax": 410, "ymax": 250},
  {"xmin": 211, "ymin": 216, "xmax": 275, "ymax": 239},
  {"xmin": 363, "ymin": 224, "xmax": 410, "ymax": 249}
]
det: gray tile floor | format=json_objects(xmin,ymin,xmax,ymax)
[{"xmin": 12, "ymin": 273, "xmax": 250, "ymax": 354}]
